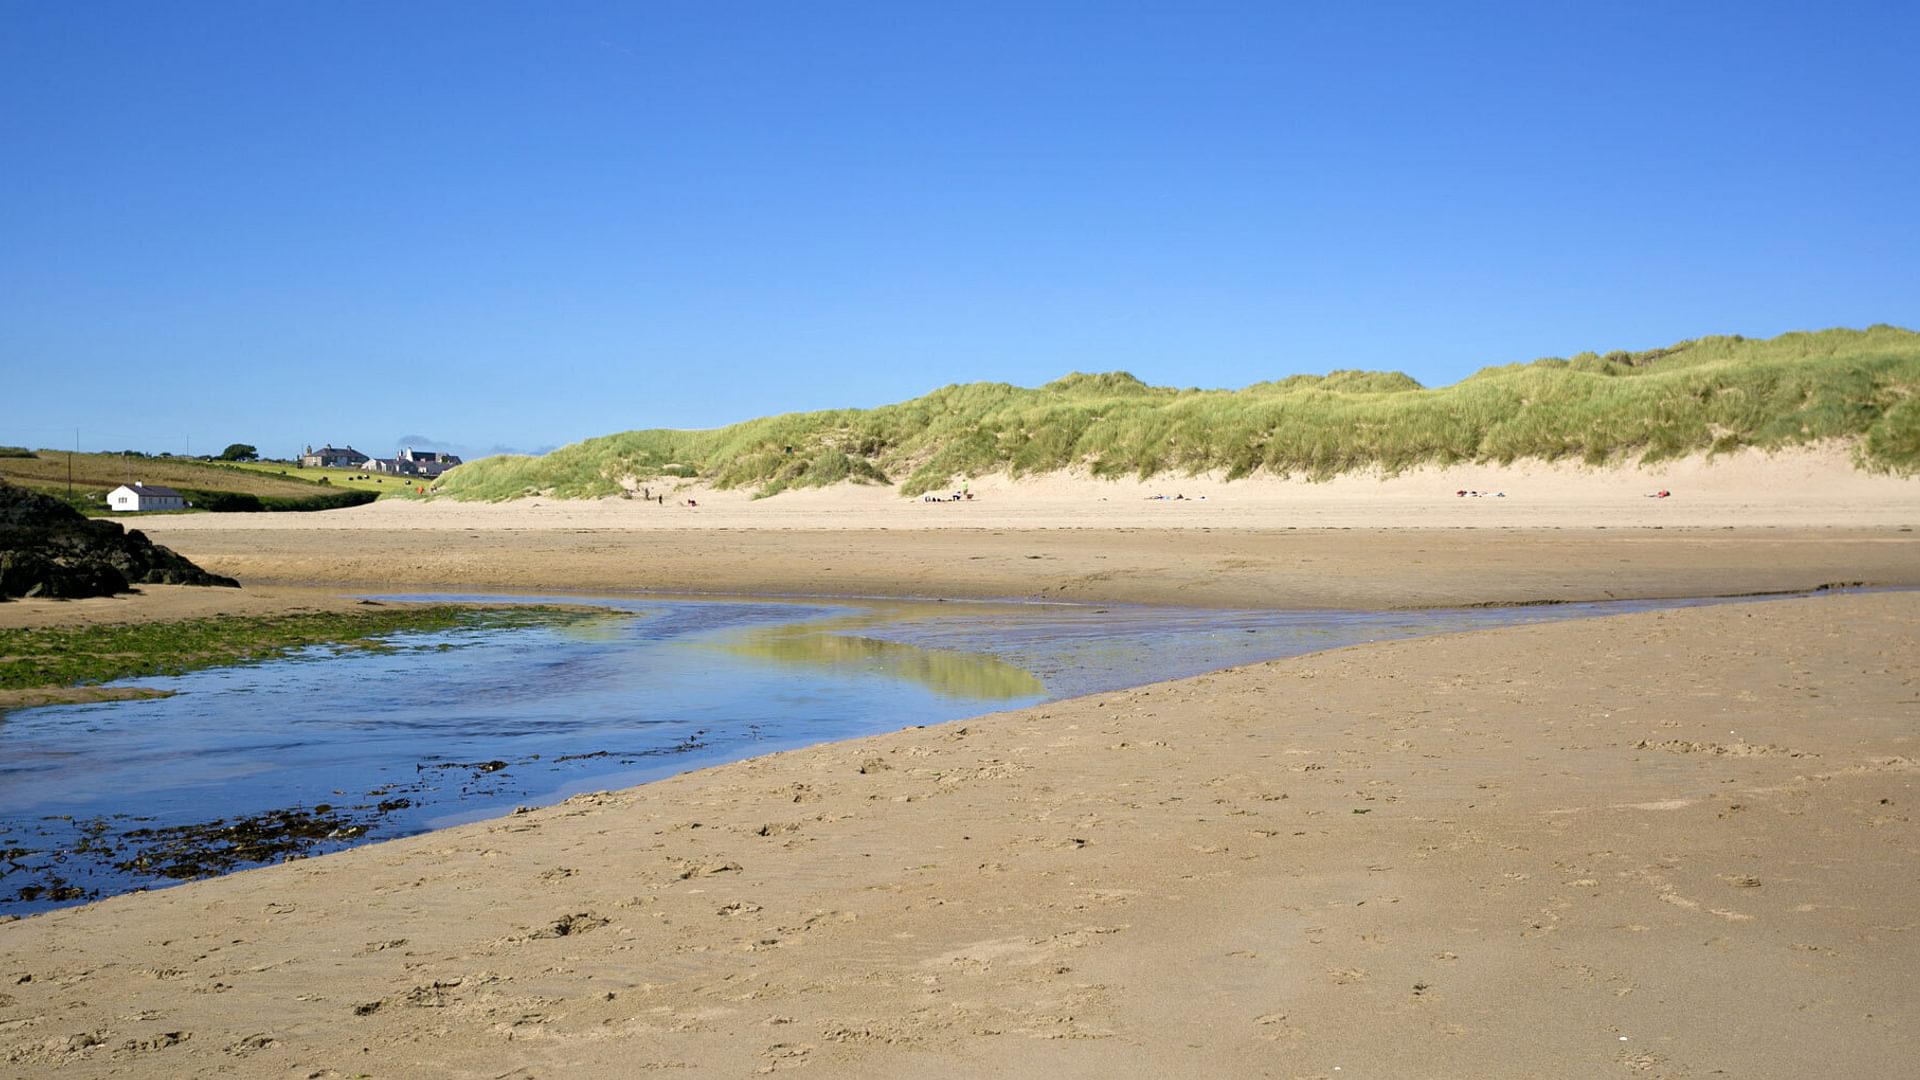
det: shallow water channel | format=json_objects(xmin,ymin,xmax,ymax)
[{"xmin": 1, "ymin": 592, "xmax": 1726, "ymax": 914}]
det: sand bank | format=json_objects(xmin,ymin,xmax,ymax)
[
  {"xmin": 0, "ymin": 585, "xmax": 383, "ymax": 632},
  {"xmin": 101, "ymin": 524, "xmax": 1916, "ymax": 611},
  {"xmin": 121, "ymin": 445, "xmax": 1920, "ymax": 533},
  {"xmin": 98, "ymin": 450, "xmax": 1918, "ymax": 609},
  {"xmin": 3, "ymin": 591, "xmax": 1914, "ymax": 1078}
]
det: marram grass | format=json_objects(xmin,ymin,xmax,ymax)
[{"xmin": 434, "ymin": 325, "xmax": 1920, "ymax": 501}]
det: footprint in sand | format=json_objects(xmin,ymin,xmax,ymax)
[
  {"xmin": 225, "ymin": 1032, "xmax": 275, "ymax": 1055},
  {"xmin": 529, "ymin": 912, "xmax": 610, "ymax": 939}
]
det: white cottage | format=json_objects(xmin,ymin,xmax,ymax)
[{"xmin": 108, "ymin": 482, "xmax": 187, "ymax": 512}]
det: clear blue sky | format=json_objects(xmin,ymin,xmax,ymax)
[{"xmin": 4, "ymin": 1, "xmax": 1915, "ymax": 461}]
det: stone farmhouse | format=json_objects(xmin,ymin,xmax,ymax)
[
  {"xmin": 300, "ymin": 444, "xmax": 369, "ymax": 469},
  {"xmin": 108, "ymin": 482, "xmax": 187, "ymax": 512}
]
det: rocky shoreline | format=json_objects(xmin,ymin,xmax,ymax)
[{"xmin": 0, "ymin": 482, "xmax": 237, "ymax": 600}]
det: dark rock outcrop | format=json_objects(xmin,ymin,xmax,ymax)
[{"xmin": 0, "ymin": 481, "xmax": 239, "ymax": 600}]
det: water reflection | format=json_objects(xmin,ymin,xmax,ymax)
[{"xmin": 719, "ymin": 624, "xmax": 1047, "ymax": 700}]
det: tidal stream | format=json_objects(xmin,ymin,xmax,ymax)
[{"xmin": 0, "ymin": 592, "xmax": 1734, "ymax": 914}]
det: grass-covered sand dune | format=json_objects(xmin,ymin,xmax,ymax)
[{"xmin": 435, "ymin": 325, "xmax": 1920, "ymax": 501}]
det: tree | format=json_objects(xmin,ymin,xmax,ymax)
[{"xmin": 219, "ymin": 443, "xmax": 259, "ymax": 461}]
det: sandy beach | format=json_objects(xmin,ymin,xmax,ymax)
[
  {"xmin": 4, "ymin": 457, "xmax": 1918, "ymax": 1078},
  {"xmin": 75, "ymin": 448, "xmax": 1920, "ymax": 610},
  {"xmin": 13, "ymin": 0, "xmax": 1918, "ymax": 1072}
]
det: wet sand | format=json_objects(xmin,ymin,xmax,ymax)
[
  {"xmin": 0, "ymin": 584, "xmax": 379, "ymax": 632},
  {"xmin": 106, "ymin": 523, "xmax": 1920, "ymax": 610}
]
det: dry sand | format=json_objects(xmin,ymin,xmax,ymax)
[
  {"xmin": 3, "ymin": 455, "xmax": 1918, "ymax": 1077},
  {"xmin": 119, "ymin": 444, "xmax": 1920, "ymax": 534},
  {"xmin": 94, "ymin": 449, "xmax": 1920, "ymax": 609}
]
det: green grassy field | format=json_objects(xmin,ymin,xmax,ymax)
[
  {"xmin": 434, "ymin": 324, "xmax": 1920, "ymax": 501},
  {"xmin": 0, "ymin": 453, "xmax": 384, "ymax": 513},
  {"xmin": 221, "ymin": 460, "xmax": 429, "ymax": 497}
]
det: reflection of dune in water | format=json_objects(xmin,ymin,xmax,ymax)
[
  {"xmin": 722, "ymin": 630, "xmax": 1047, "ymax": 700},
  {"xmin": 547, "ymin": 612, "xmax": 648, "ymax": 643}
]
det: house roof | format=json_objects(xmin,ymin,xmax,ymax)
[{"xmin": 122, "ymin": 484, "xmax": 183, "ymax": 498}]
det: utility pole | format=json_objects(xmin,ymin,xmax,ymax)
[{"xmin": 69, "ymin": 427, "xmax": 76, "ymax": 497}]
